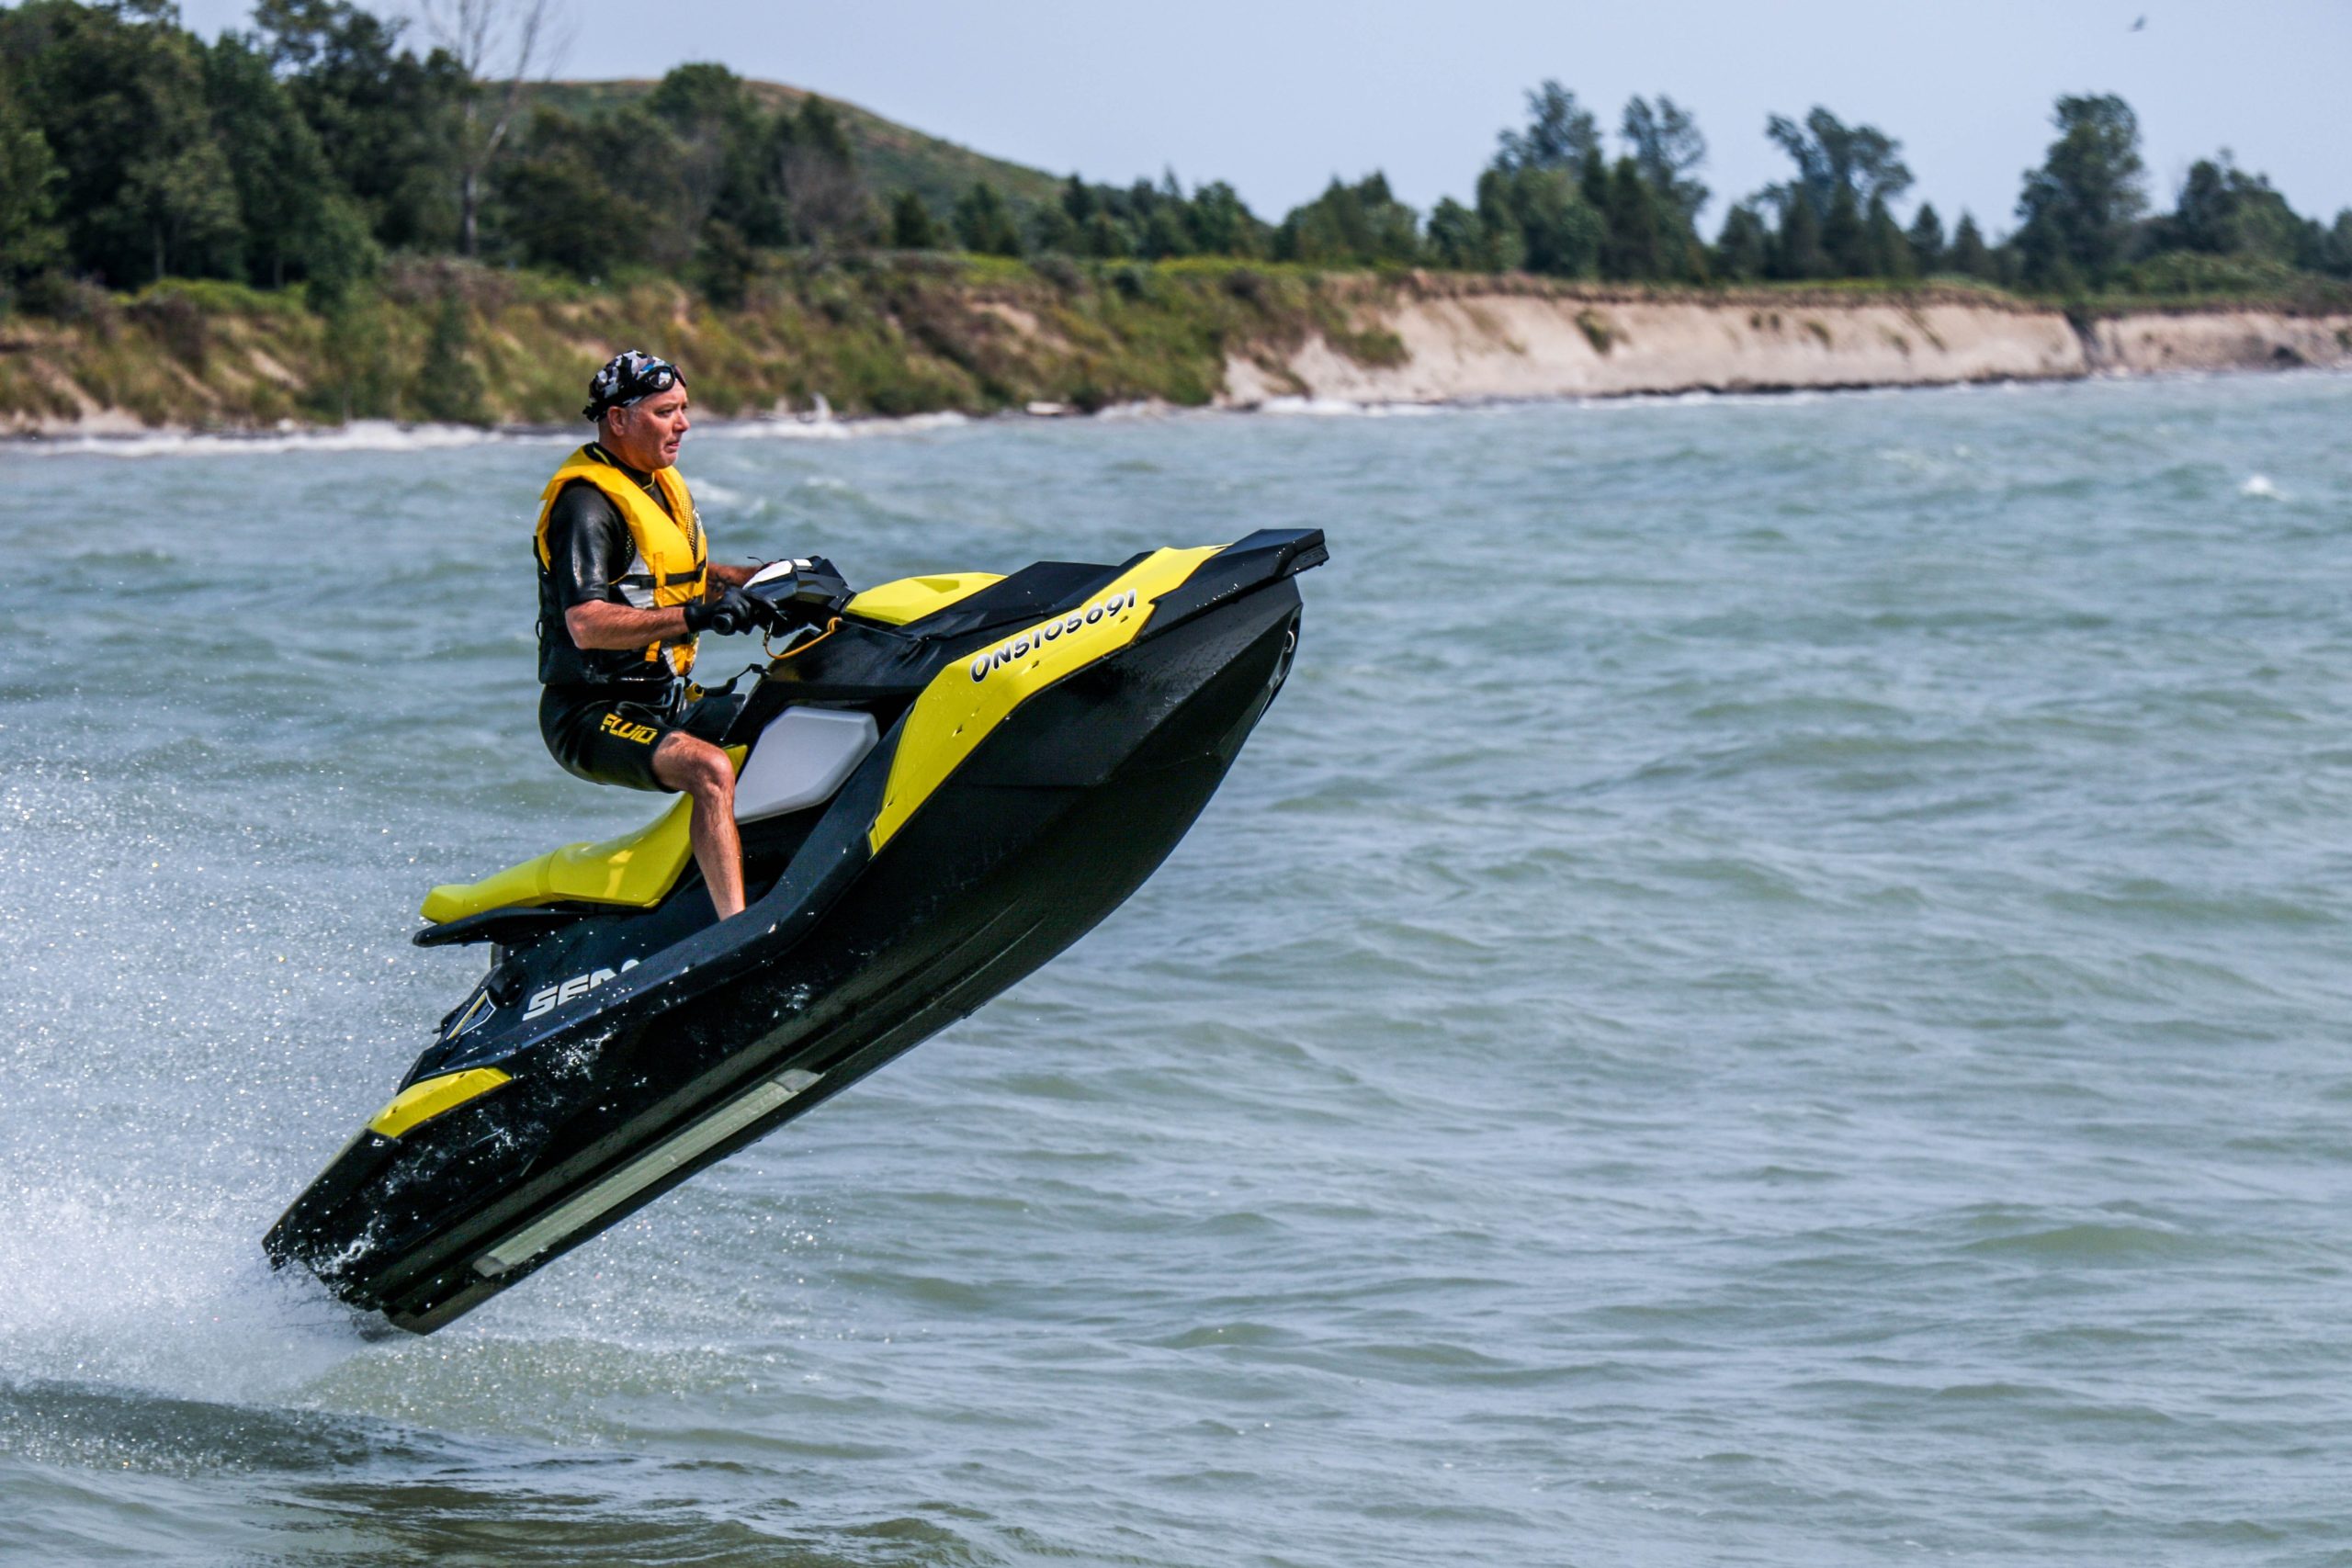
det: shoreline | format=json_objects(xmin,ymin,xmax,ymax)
[
  {"xmin": 11, "ymin": 360, "xmax": 2349, "ymax": 453},
  {"xmin": 7, "ymin": 287, "xmax": 2348, "ymax": 446}
]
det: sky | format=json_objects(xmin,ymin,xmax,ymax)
[{"xmin": 172, "ymin": 0, "xmax": 2352, "ymax": 237}]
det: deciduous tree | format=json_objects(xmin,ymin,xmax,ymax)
[
  {"xmin": 777, "ymin": 97, "xmax": 870, "ymax": 249},
  {"xmin": 1501, "ymin": 166, "xmax": 1601, "ymax": 278},
  {"xmin": 1761, "ymin": 107, "xmax": 1913, "ymax": 219},
  {"xmin": 2, "ymin": 0, "xmax": 242, "ymax": 284},
  {"xmin": 1621, "ymin": 94, "xmax": 1708, "ymax": 225},
  {"xmin": 1495, "ymin": 81, "xmax": 1600, "ymax": 174},
  {"xmin": 255, "ymin": 0, "xmax": 463, "ymax": 252},
  {"xmin": 1274, "ymin": 174, "xmax": 1420, "ymax": 266},
  {"xmin": 2015, "ymin": 93, "xmax": 2145, "ymax": 288},
  {"xmin": 414, "ymin": 0, "xmax": 568, "ymax": 257},
  {"xmin": 0, "ymin": 75, "xmax": 63, "ymax": 289}
]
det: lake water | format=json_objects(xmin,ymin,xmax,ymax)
[{"xmin": 5, "ymin": 372, "xmax": 2352, "ymax": 1566}]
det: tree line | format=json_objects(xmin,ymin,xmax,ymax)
[
  {"xmin": 4, "ymin": 0, "xmax": 2349, "ymax": 315},
  {"xmin": 1022, "ymin": 86, "xmax": 2352, "ymax": 296}
]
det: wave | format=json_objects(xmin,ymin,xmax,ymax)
[
  {"xmin": 699, "ymin": 409, "xmax": 970, "ymax": 443},
  {"xmin": 8, "ymin": 407, "xmax": 981, "ymax": 459},
  {"xmin": 7, "ymin": 418, "xmax": 555, "ymax": 460},
  {"xmin": 1252, "ymin": 395, "xmax": 1444, "ymax": 419}
]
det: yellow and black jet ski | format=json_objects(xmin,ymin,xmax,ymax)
[{"xmin": 264, "ymin": 529, "xmax": 1326, "ymax": 1333}]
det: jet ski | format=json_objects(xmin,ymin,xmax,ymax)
[{"xmin": 264, "ymin": 528, "xmax": 1327, "ymax": 1333}]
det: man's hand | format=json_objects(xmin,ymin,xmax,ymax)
[{"xmin": 684, "ymin": 586, "xmax": 757, "ymax": 637}]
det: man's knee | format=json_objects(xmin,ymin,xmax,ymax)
[{"xmin": 653, "ymin": 733, "xmax": 734, "ymax": 802}]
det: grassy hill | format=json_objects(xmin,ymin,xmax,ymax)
[{"xmin": 522, "ymin": 78, "xmax": 1069, "ymax": 218}]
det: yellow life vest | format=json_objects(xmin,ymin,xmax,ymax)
[{"xmin": 535, "ymin": 445, "xmax": 708, "ymax": 677}]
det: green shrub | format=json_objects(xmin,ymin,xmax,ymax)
[{"xmin": 2110, "ymin": 251, "xmax": 2305, "ymax": 299}]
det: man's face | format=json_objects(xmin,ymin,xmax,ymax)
[{"xmin": 605, "ymin": 385, "xmax": 692, "ymax": 471}]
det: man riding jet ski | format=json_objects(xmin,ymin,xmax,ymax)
[
  {"xmin": 537, "ymin": 350, "xmax": 775, "ymax": 921},
  {"xmin": 264, "ymin": 456, "xmax": 1328, "ymax": 1327}
]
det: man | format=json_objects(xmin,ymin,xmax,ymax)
[{"xmin": 536, "ymin": 350, "xmax": 765, "ymax": 920}]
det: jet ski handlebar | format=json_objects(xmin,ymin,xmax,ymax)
[{"xmin": 741, "ymin": 558, "xmax": 853, "ymax": 636}]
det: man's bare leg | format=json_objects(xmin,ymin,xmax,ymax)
[{"xmin": 652, "ymin": 732, "xmax": 744, "ymax": 920}]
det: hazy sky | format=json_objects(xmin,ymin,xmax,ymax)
[{"xmin": 174, "ymin": 0, "xmax": 2352, "ymax": 235}]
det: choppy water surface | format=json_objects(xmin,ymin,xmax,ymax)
[{"xmin": 6, "ymin": 374, "xmax": 2352, "ymax": 1565}]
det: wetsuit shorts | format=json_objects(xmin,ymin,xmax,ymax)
[{"xmin": 538, "ymin": 682, "xmax": 742, "ymax": 793}]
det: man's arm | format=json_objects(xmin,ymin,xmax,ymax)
[
  {"xmin": 565, "ymin": 564, "xmax": 772, "ymax": 648},
  {"xmin": 564, "ymin": 599, "xmax": 692, "ymax": 649},
  {"xmin": 549, "ymin": 483, "xmax": 755, "ymax": 649}
]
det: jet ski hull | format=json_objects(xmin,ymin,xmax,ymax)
[{"xmin": 266, "ymin": 536, "xmax": 1317, "ymax": 1332}]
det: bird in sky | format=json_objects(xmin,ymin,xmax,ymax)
[{"xmin": 2131, "ymin": 15, "xmax": 2147, "ymax": 29}]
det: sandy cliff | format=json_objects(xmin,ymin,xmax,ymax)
[
  {"xmin": 1223, "ymin": 290, "xmax": 2352, "ymax": 408},
  {"xmin": 2085, "ymin": 310, "xmax": 2352, "ymax": 375},
  {"xmin": 7, "ymin": 274, "xmax": 2347, "ymax": 438}
]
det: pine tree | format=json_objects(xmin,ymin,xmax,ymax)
[
  {"xmin": 2322, "ymin": 210, "xmax": 2352, "ymax": 279},
  {"xmin": 888, "ymin": 188, "xmax": 936, "ymax": 249},
  {"xmin": 1578, "ymin": 148, "xmax": 1611, "ymax": 215},
  {"xmin": 1905, "ymin": 201, "xmax": 1945, "ymax": 274},
  {"xmin": 952, "ymin": 181, "xmax": 1022, "ymax": 256},
  {"xmin": 1601, "ymin": 157, "xmax": 1665, "ymax": 279},
  {"xmin": 1864, "ymin": 197, "xmax": 1913, "ymax": 278},
  {"xmin": 1713, "ymin": 204, "xmax": 1769, "ymax": 282},
  {"xmin": 1774, "ymin": 195, "xmax": 1826, "ymax": 279},
  {"xmin": 1949, "ymin": 211, "xmax": 1990, "ymax": 277},
  {"xmin": 1821, "ymin": 186, "xmax": 1865, "ymax": 276}
]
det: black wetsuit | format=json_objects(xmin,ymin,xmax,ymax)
[{"xmin": 537, "ymin": 448, "xmax": 738, "ymax": 792}]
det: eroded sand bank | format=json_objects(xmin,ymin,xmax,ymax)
[{"xmin": 1222, "ymin": 291, "xmax": 2352, "ymax": 407}]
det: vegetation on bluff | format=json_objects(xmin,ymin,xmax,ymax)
[{"xmin": 0, "ymin": 254, "xmax": 1454, "ymax": 428}]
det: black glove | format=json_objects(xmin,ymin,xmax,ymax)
[{"xmin": 684, "ymin": 587, "xmax": 755, "ymax": 637}]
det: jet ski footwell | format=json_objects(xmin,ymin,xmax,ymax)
[{"xmin": 265, "ymin": 529, "xmax": 1325, "ymax": 1332}]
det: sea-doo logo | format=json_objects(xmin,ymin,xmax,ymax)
[
  {"xmin": 523, "ymin": 957, "xmax": 640, "ymax": 1021},
  {"xmin": 969, "ymin": 587, "xmax": 1139, "ymax": 682}
]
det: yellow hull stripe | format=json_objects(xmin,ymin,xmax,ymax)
[
  {"xmin": 868, "ymin": 545, "xmax": 1223, "ymax": 853},
  {"xmin": 368, "ymin": 1067, "xmax": 513, "ymax": 1139}
]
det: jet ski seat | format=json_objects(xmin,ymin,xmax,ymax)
[
  {"xmin": 842, "ymin": 572, "xmax": 1001, "ymax": 626},
  {"xmin": 420, "ymin": 747, "xmax": 746, "ymax": 924},
  {"xmin": 415, "ymin": 570, "xmax": 1005, "ymax": 931}
]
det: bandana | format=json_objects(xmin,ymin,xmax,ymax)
[{"xmin": 582, "ymin": 350, "xmax": 685, "ymax": 422}]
